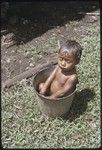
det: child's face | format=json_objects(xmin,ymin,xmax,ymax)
[{"xmin": 58, "ymin": 50, "xmax": 76, "ymax": 71}]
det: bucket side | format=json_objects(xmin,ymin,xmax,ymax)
[{"xmin": 36, "ymin": 91, "xmax": 76, "ymax": 118}]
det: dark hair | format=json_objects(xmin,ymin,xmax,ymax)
[{"xmin": 59, "ymin": 40, "xmax": 83, "ymax": 64}]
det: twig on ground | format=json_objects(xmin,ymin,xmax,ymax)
[
  {"xmin": 2, "ymin": 56, "xmax": 57, "ymax": 90},
  {"xmin": 1, "ymin": 29, "xmax": 8, "ymax": 34},
  {"xmin": 78, "ymin": 12, "xmax": 100, "ymax": 16}
]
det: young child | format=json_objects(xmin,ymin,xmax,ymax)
[{"xmin": 39, "ymin": 40, "xmax": 82, "ymax": 99}]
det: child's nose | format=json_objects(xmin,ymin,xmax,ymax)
[{"xmin": 61, "ymin": 60, "xmax": 66, "ymax": 66}]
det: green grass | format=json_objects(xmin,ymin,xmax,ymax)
[{"xmin": 1, "ymin": 23, "xmax": 100, "ymax": 148}]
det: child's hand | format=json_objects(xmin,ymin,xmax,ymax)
[
  {"xmin": 39, "ymin": 86, "xmax": 47, "ymax": 95},
  {"xmin": 39, "ymin": 83, "xmax": 47, "ymax": 95}
]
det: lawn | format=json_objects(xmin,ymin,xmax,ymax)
[{"xmin": 1, "ymin": 20, "xmax": 101, "ymax": 148}]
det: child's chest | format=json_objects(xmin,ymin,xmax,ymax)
[{"xmin": 55, "ymin": 70, "xmax": 70, "ymax": 85}]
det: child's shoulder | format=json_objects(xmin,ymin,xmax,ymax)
[
  {"xmin": 71, "ymin": 73, "xmax": 77, "ymax": 78},
  {"xmin": 67, "ymin": 74, "xmax": 78, "ymax": 83}
]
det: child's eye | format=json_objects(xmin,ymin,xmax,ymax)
[
  {"xmin": 65, "ymin": 59, "xmax": 69, "ymax": 62},
  {"xmin": 59, "ymin": 58, "xmax": 63, "ymax": 61}
]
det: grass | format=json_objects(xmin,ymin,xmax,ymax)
[{"xmin": 1, "ymin": 21, "xmax": 100, "ymax": 148}]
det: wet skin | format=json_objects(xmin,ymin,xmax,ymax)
[{"xmin": 39, "ymin": 51, "xmax": 78, "ymax": 99}]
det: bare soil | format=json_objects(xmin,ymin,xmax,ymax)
[{"xmin": 1, "ymin": 2, "xmax": 100, "ymax": 86}]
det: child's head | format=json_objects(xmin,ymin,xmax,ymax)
[{"xmin": 58, "ymin": 40, "xmax": 83, "ymax": 71}]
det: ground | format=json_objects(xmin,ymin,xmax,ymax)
[
  {"xmin": 1, "ymin": 2, "xmax": 101, "ymax": 149},
  {"xmin": 1, "ymin": 2, "xmax": 100, "ymax": 82}
]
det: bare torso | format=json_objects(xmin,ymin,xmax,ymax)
[{"xmin": 50, "ymin": 66, "xmax": 77, "ymax": 95}]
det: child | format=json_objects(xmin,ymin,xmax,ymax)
[{"xmin": 39, "ymin": 40, "xmax": 82, "ymax": 99}]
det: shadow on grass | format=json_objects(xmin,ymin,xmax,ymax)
[
  {"xmin": 1, "ymin": 1, "xmax": 99, "ymax": 44},
  {"xmin": 64, "ymin": 88, "xmax": 95, "ymax": 122}
]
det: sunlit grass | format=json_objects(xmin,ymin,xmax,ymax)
[{"xmin": 1, "ymin": 22, "xmax": 100, "ymax": 148}]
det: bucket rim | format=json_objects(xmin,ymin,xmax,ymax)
[
  {"xmin": 33, "ymin": 84, "xmax": 76, "ymax": 101},
  {"xmin": 33, "ymin": 64, "xmax": 56, "ymax": 79}
]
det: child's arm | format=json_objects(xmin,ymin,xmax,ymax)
[
  {"xmin": 39, "ymin": 66, "xmax": 58, "ymax": 95},
  {"xmin": 49, "ymin": 75, "xmax": 78, "ymax": 98}
]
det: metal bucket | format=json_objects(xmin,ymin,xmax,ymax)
[{"xmin": 33, "ymin": 65, "xmax": 76, "ymax": 118}]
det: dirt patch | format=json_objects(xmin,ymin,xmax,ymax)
[{"xmin": 1, "ymin": 2, "xmax": 100, "ymax": 85}]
